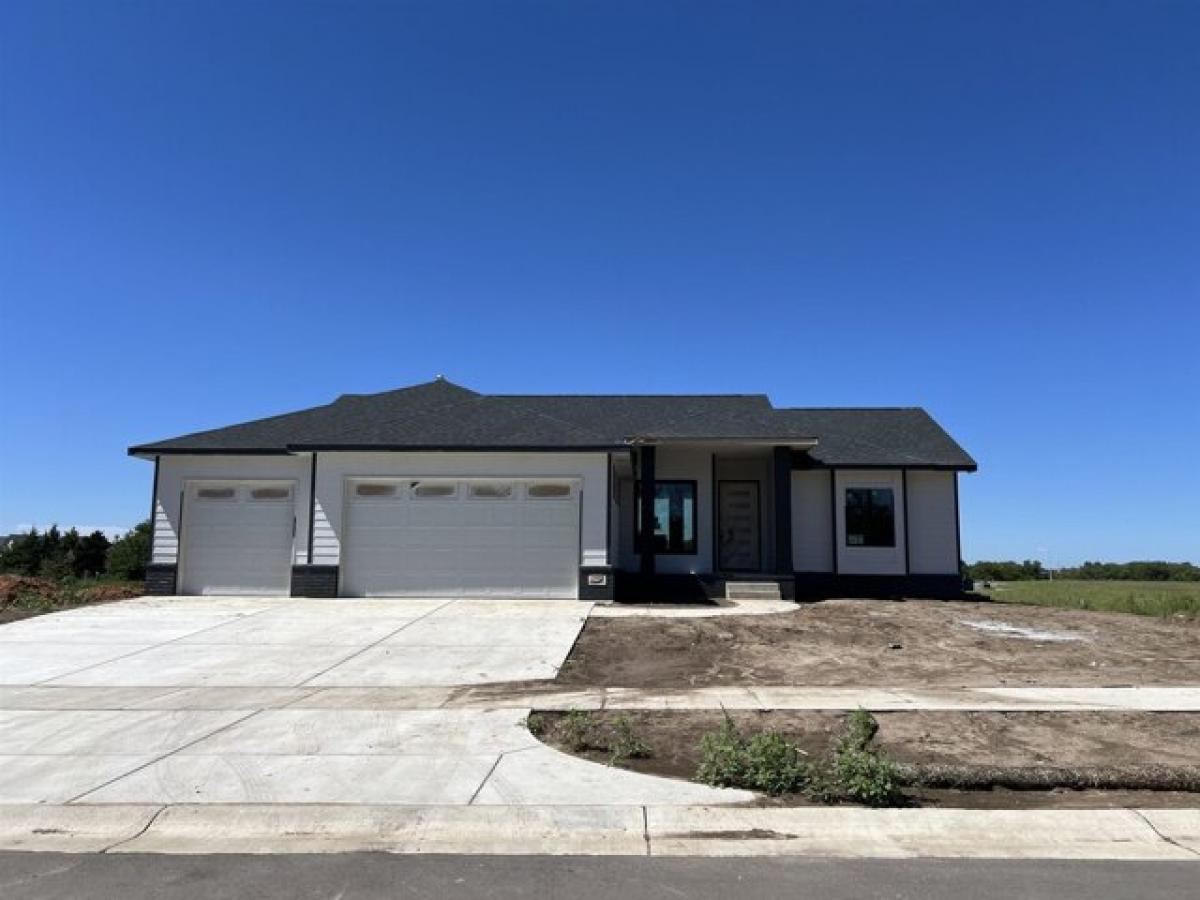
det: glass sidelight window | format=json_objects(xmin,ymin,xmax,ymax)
[
  {"xmin": 845, "ymin": 487, "xmax": 895, "ymax": 547},
  {"xmin": 635, "ymin": 481, "xmax": 697, "ymax": 555}
]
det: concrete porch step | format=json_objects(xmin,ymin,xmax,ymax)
[{"xmin": 724, "ymin": 582, "xmax": 782, "ymax": 601}]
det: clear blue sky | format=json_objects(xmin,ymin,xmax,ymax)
[{"xmin": 1, "ymin": 1, "xmax": 1197, "ymax": 565}]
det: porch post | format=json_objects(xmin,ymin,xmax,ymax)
[
  {"xmin": 772, "ymin": 446, "xmax": 793, "ymax": 575},
  {"xmin": 639, "ymin": 445, "xmax": 656, "ymax": 576}
]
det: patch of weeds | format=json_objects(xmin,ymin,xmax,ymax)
[
  {"xmin": 743, "ymin": 731, "xmax": 809, "ymax": 795},
  {"xmin": 606, "ymin": 714, "xmax": 651, "ymax": 767},
  {"xmin": 525, "ymin": 712, "xmax": 551, "ymax": 738},
  {"xmin": 696, "ymin": 712, "xmax": 748, "ymax": 788},
  {"xmin": 693, "ymin": 708, "xmax": 903, "ymax": 806},
  {"xmin": 560, "ymin": 709, "xmax": 598, "ymax": 752}
]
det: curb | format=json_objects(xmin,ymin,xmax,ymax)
[{"xmin": 1, "ymin": 805, "xmax": 1197, "ymax": 858}]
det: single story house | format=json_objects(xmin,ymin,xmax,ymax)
[{"xmin": 129, "ymin": 378, "xmax": 976, "ymax": 601}]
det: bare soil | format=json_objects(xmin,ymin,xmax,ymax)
[
  {"xmin": 0, "ymin": 575, "xmax": 139, "ymax": 623},
  {"xmin": 558, "ymin": 598, "xmax": 1200, "ymax": 688},
  {"xmin": 532, "ymin": 709, "xmax": 1200, "ymax": 809}
]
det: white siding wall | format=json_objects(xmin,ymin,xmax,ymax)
[
  {"xmin": 312, "ymin": 452, "xmax": 610, "ymax": 568},
  {"xmin": 791, "ymin": 469, "xmax": 833, "ymax": 572},
  {"xmin": 906, "ymin": 470, "xmax": 959, "ymax": 574},
  {"xmin": 652, "ymin": 446, "xmax": 714, "ymax": 575},
  {"xmin": 835, "ymin": 469, "xmax": 907, "ymax": 575},
  {"xmin": 151, "ymin": 454, "xmax": 311, "ymax": 566}
]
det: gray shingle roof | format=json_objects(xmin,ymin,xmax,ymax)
[{"xmin": 129, "ymin": 379, "xmax": 976, "ymax": 470}]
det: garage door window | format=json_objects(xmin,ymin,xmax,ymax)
[
  {"xmin": 355, "ymin": 483, "xmax": 397, "ymax": 498},
  {"xmin": 413, "ymin": 482, "xmax": 456, "ymax": 499},
  {"xmin": 250, "ymin": 486, "xmax": 291, "ymax": 501},
  {"xmin": 196, "ymin": 487, "xmax": 236, "ymax": 500},
  {"xmin": 528, "ymin": 483, "xmax": 571, "ymax": 499},
  {"xmin": 469, "ymin": 483, "xmax": 514, "ymax": 499}
]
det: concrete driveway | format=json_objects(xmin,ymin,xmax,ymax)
[{"xmin": 0, "ymin": 596, "xmax": 750, "ymax": 807}]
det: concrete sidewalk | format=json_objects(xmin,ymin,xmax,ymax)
[
  {"xmin": 5, "ymin": 684, "xmax": 1199, "ymax": 712},
  {"xmin": 2, "ymin": 804, "xmax": 1198, "ymax": 859}
]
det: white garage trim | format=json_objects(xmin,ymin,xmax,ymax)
[
  {"xmin": 179, "ymin": 479, "xmax": 297, "ymax": 596},
  {"xmin": 340, "ymin": 476, "xmax": 582, "ymax": 598}
]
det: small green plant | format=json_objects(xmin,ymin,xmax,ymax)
[
  {"xmin": 743, "ymin": 731, "xmax": 809, "ymax": 795},
  {"xmin": 606, "ymin": 715, "xmax": 651, "ymax": 767},
  {"xmin": 560, "ymin": 709, "xmax": 597, "ymax": 752},
  {"xmin": 833, "ymin": 746, "xmax": 899, "ymax": 807},
  {"xmin": 695, "ymin": 712, "xmax": 747, "ymax": 788},
  {"xmin": 525, "ymin": 712, "xmax": 550, "ymax": 737},
  {"xmin": 829, "ymin": 709, "xmax": 902, "ymax": 807}
]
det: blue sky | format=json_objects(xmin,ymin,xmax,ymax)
[{"xmin": 1, "ymin": 1, "xmax": 1196, "ymax": 564}]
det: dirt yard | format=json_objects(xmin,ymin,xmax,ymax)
[
  {"xmin": 532, "ymin": 709, "xmax": 1200, "ymax": 809},
  {"xmin": 557, "ymin": 598, "xmax": 1200, "ymax": 688}
]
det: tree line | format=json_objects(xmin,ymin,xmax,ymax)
[
  {"xmin": 0, "ymin": 521, "xmax": 151, "ymax": 581},
  {"xmin": 966, "ymin": 559, "xmax": 1200, "ymax": 582}
]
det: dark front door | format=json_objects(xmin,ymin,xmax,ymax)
[{"xmin": 718, "ymin": 480, "xmax": 761, "ymax": 571}]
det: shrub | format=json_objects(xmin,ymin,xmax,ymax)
[
  {"xmin": 560, "ymin": 709, "xmax": 597, "ymax": 752},
  {"xmin": 834, "ymin": 746, "xmax": 900, "ymax": 806},
  {"xmin": 839, "ymin": 708, "xmax": 879, "ymax": 753},
  {"xmin": 695, "ymin": 713, "xmax": 747, "ymax": 788},
  {"xmin": 606, "ymin": 715, "xmax": 651, "ymax": 767},
  {"xmin": 106, "ymin": 522, "xmax": 151, "ymax": 581},
  {"xmin": 743, "ymin": 731, "xmax": 809, "ymax": 795}
]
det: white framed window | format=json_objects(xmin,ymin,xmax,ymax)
[
  {"xmin": 412, "ymin": 481, "xmax": 457, "ymax": 499},
  {"xmin": 250, "ymin": 486, "xmax": 291, "ymax": 501},
  {"xmin": 527, "ymin": 482, "xmax": 572, "ymax": 499},
  {"xmin": 196, "ymin": 486, "xmax": 236, "ymax": 501},
  {"xmin": 469, "ymin": 482, "xmax": 514, "ymax": 499},
  {"xmin": 355, "ymin": 482, "xmax": 397, "ymax": 498}
]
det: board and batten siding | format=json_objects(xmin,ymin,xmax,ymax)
[
  {"xmin": 790, "ymin": 468, "xmax": 958, "ymax": 576},
  {"xmin": 790, "ymin": 469, "xmax": 833, "ymax": 572},
  {"xmin": 310, "ymin": 451, "xmax": 611, "ymax": 569},
  {"xmin": 150, "ymin": 454, "xmax": 311, "ymax": 566},
  {"xmin": 905, "ymin": 470, "xmax": 960, "ymax": 574}
]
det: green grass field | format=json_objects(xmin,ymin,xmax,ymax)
[{"xmin": 981, "ymin": 579, "xmax": 1200, "ymax": 618}]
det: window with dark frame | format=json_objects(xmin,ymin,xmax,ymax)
[
  {"xmin": 845, "ymin": 487, "xmax": 895, "ymax": 547},
  {"xmin": 634, "ymin": 480, "xmax": 697, "ymax": 555}
]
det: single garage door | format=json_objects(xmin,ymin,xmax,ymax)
[
  {"xmin": 342, "ymin": 478, "xmax": 580, "ymax": 598},
  {"xmin": 180, "ymin": 481, "xmax": 295, "ymax": 596}
]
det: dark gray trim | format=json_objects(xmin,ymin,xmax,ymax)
[
  {"xmin": 145, "ymin": 563, "xmax": 177, "ymax": 596},
  {"xmin": 772, "ymin": 445, "xmax": 793, "ymax": 576},
  {"xmin": 148, "ymin": 455, "xmax": 160, "ymax": 562},
  {"xmin": 290, "ymin": 565, "xmax": 339, "ymax": 598},
  {"xmin": 286, "ymin": 444, "xmax": 628, "ymax": 453},
  {"xmin": 604, "ymin": 452, "xmax": 612, "ymax": 567},
  {"xmin": 794, "ymin": 572, "xmax": 964, "ymax": 600},
  {"xmin": 129, "ymin": 448, "xmax": 293, "ymax": 457},
  {"xmin": 306, "ymin": 453, "xmax": 318, "ymax": 565},
  {"xmin": 638, "ymin": 445, "xmax": 656, "ymax": 576},
  {"xmin": 176, "ymin": 488, "xmax": 186, "ymax": 592},
  {"xmin": 902, "ymin": 468, "xmax": 910, "ymax": 576},
  {"xmin": 791, "ymin": 453, "xmax": 976, "ymax": 473},
  {"xmin": 709, "ymin": 451, "xmax": 718, "ymax": 572},
  {"xmin": 579, "ymin": 565, "xmax": 615, "ymax": 602},
  {"xmin": 716, "ymin": 480, "xmax": 761, "ymax": 573},
  {"xmin": 829, "ymin": 469, "xmax": 839, "ymax": 575}
]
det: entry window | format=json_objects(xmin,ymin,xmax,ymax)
[
  {"xmin": 635, "ymin": 481, "xmax": 697, "ymax": 555},
  {"xmin": 528, "ymin": 483, "xmax": 571, "ymax": 499},
  {"xmin": 196, "ymin": 487, "xmax": 236, "ymax": 500},
  {"xmin": 412, "ymin": 482, "xmax": 456, "ymax": 499},
  {"xmin": 469, "ymin": 482, "xmax": 514, "ymax": 499},
  {"xmin": 250, "ymin": 486, "xmax": 291, "ymax": 501},
  {"xmin": 845, "ymin": 488, "xmax": 895, "ymax": 547},
  {"xmin": 355, "ymin": 483, "xmax": 397, "ymax": 498}
]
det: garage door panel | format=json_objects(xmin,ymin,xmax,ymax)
[
  {"xmin": 342, "ymin": 479, "xmax": 579, "ymax": 598},
  {"xmin": 181, "ymin": 485, "xmax": 294, "ymax": 597}
]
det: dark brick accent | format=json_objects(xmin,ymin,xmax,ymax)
[
  {"xmin": 578, "ymin": 566, "xmax": 615, "ymax": 602},
  {"xmin": 145, "ymin": 563, "xmax": 177, "ymax": 596},
  {"xmin": 793, "ymin": 572, "xmax": 965, "ymax": 600},
  {"xmin": 290, "ymin": 565, "xmax": 339, "ymax": 598}
]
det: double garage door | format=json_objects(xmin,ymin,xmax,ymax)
[
  {"xmin": 342, "ymin": 478, "xmax": 580, "ymax": 598},
  {"xmin": 179, "ymin": 477, "xmax": 580, "ymax": 598}
]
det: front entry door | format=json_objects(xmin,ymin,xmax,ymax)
[{"xmin": 718, "ymin": 480, "xmax": 761, "ymax": 571}]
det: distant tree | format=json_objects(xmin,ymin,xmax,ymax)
[
  {"xmin": 0, "ymin": 527, "xmax": 42, "ymax": 575},
  {"xmin": 967, "ymin": 559, "xmax": 1200, "ymax": 582},
  {"xmin": 106, "ymin": 521, "xmax": 151, "ymax": 581},
  {"xmin": 75, "ymin": 530, "xmax": 111, "ymax": 577}
]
